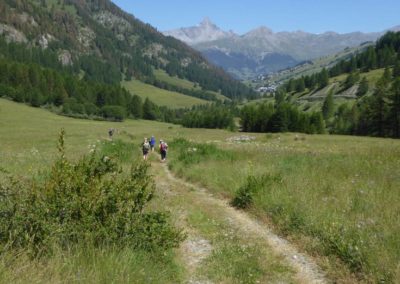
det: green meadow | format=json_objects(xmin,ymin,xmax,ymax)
[
  {"xmin": 121, "ymin": 79, "xmax": 208, "ymax": 109},
  {"xmin": 1, "ymin": 98, "xmax": 400, "ymax": 282},
  {"xmin": 168, "ymin": 134, "xmax": 400, "ymax": 282},
  {"xmin": 0, "ymin": 99, "xmax": 294, "ymax": 283}
]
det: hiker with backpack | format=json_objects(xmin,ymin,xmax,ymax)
[
  {"xmin": 108, "ymin": 128, "xmax": 115, "ymax": 140},
  {"xmin": 142, "ymin": 138, "xmax": 151, "ymax": 160},
  {"xmin": 159, "ymin": 139, "xmax": 168, "ymax": 162},
  {"xmin": 150, "ymin": 135, "xmax": 156, "ymax": 152}
]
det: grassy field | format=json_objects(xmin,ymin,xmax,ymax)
[
  {"xmin": 2, "ymin": 98, "xmax": 400, "ymax": 282},
  {"xmin": 153, "ymin": 69, "xmax": 200, "ymax": 90},
  {"xmin": 0, "ymin": 99, "xmax": 293, "ymax": 283},
  {"xmin": 168, "ymin": 134, "xmax": 400, "ymax": 282},
  {"xmin": 121, "ymin": 80, "xmax": 208, "ymax": 109}
]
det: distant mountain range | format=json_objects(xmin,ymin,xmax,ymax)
[{"xmin": 164, "ymin": 19, "xmax": 400, "ymax": 79}]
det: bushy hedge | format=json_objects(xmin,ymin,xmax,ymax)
[{"xmin": 0, "ymin": 130, "xmax": 184, "ymax": 256}]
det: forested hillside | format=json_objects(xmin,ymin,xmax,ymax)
[
  {"xmin": 279, "ymin": 31, "xmax": 400, "ymax": 138},
  {"xmin": 0, "ymin": 0, "xmax": 256, "ymax": 101}
]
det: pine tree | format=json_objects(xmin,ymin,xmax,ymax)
[
  {"xmin": 318, "ymin": 68, "xmax": 329, "ymax": 89},
  {"xmin": 296, "ymin": 77, "xmax": 306, "ymax": 92},
  {"xmin": 128, "ymin": 95, "xmax": 143, "ymax": 118},
  {"xmin": 343, "ymin": 72, "xmax": 360, "ymax": 90},
  {"xmin": 365, "ymin": 46, "xmax": 377, "ymax": 70},
  {"xmin": 322, "ymin": 91, "xmax": 334, "ymax": 120},
  {"xmin": 274, "ymin": 90, "xmax": 286, "ymax": 106},
  {"xmin": 310, "ymin": 112, "xmax": 325, "ymax": 134},
  {"xmin": 389, "ymin": 78, "xmax": 400, "ymax": 137},
  {"xmin": 393, "ymin": 60, "xmax": 400, "ymax": 78},
  {"xmin": 369, "ymin": 75, "xmax": 390, "ymax": 136},
  {"xmin": 142, "ymin": 97, "xmax": 157, "ymax": 120},
  {"xmin": 382, "ymin": 67, "xmax": 392, "ymax": 84},
  {"xmin": 356, "ymin": 77, "xmax": 369, "ymax": 97}
]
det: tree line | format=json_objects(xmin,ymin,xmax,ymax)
[
  {"xmin": 181, "ymin": 103, "xmax": 236, "ymax": 129},
  {"xmin": 240, "ymin": 99, "xmax": 325, "ymax": 134},
  {"xmin": 0, "ymin": 57, "xmax": 182, "ymax": 122}
]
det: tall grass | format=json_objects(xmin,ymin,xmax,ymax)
[
  {"xmin": 0, "ymin": 246, "xmax": 182, "ymax": 284},
  {"xmin": 169, "ymin": 135, "xmax": 400, "ymax": 282}
]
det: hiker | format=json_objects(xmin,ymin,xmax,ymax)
[
  {"xmin": 159, "ymin": 139, "xmax": 168, "ymax": 162},
  {"xmin": 150, "ymin": 135, "xmax": 156, "ymax": 152},
  {"xmin": 108, "ymin": 128, "xmax": 115, "ymax": 140},
  {"xmin": 142, "ymin": 138, "xmax": 150, "ymax": 160}
]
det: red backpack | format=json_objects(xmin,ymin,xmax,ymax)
[{"xmin": 160, "ymin": 142, "xmax": 168, "ymax": 151}]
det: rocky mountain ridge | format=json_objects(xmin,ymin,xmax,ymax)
[{"xmin": 164, "ymin": 19, "xmax": 400, "ymax": 79}]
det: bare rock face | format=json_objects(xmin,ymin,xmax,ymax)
[
  {"xmin": 78, "ymin": 27, "xmax": 95, "ymax": 49},
  {"xmin": 94, "ymin": 11, "xmax": 130, "ymax": 33},
  {"xmin": 0, "ymin": 24, "xmax": 28, "ymax": 43},
  {"xmin": 58, "ymin": 50, "xmax": 73, "ymax": 66},
  {"xmin": 18, "ymin": 12, "xmax": 38, "ymax": 27},
  {"xmin": 164, "ymin": 17, "xmax": 235, "ymax": 45},
  {"xmin": 38, "ymin": 33, "xmax": 55, "ymax": 49}
]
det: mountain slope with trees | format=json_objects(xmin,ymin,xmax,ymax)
[
  {"xmin": 0, "ymin": 0, "xmax": 256, "ymax": 101},
  {"xmin": 279, "ymin": 31, "xmax": 400, "ymax": 138}
]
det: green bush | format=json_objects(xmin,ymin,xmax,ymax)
[
  {"xmin": 100, "ymin": 105, "xmax": 126, "ymax": 121},
  {"xmin": 231, "ymin": 174, "xmax": 282, "ymax": 209},
  {"xmin": 0, "ymin": 130, "xmax": 184, "ymax": 256}
]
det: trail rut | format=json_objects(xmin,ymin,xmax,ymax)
[{"xmin": 161, "ymin": 163, "xmax": 327, "ymax": 284}]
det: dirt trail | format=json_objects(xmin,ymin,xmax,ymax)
[{"xmin": 161, "ymin": 163, "xmax": 327, "ymax": 284}]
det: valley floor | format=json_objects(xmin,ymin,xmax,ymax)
[
  {"xmin": 1, "ymin": 99, "xmax": 399, "ymax": 283},
  {"xmin": 150, "ymin": 159, "xmax": 326, "ymax": 283}
]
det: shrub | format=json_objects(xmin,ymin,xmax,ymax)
[
  {"xmin": 231, "ymin": 174, "xmax": 282, "ymax": 209},
  {"xmin": 84, "ymin": 102, "xmax": 99, "ymax": 115},
  {"xmin": 100, "ymin": 105, "xmax": 126, "ymax": 121},
  {"xmin": 0, "ymin": 130, "xmax": 184, "ymax": 256},
  {"xmin": 62, "ymin": 98, "xmax": 85, "ymax": 114}
]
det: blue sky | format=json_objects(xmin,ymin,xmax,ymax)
[{"xmin": 112, "ymin": 0, "xmax": 400, "ymax": 34}]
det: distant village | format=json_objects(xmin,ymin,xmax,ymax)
[{"xmin": 252, "ymin": 74, "xmax": 279, "ymax": 95}]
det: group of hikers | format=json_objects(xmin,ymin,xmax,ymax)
[
  {"xmin": 142, "ymin": 135, "xmax": 168, "ymax": 162},
  {"xmin": 108, "ymin": 129, "xmax": 168, "ymax": 162}
]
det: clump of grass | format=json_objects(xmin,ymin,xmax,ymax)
[
  {"xmin": 99, "ymin": 139, "xmax": 136, "ymax": 163},
  {"xmin": 203, "ymin": 243, "xmax": 264, "ymax": 284},
  {"xmin": 171, "ymin": 138, "xmax": 237, "ymax": 166},
  {"xmin": 231, "ymin": 174, "xmax": 282, "ymax": 209}
]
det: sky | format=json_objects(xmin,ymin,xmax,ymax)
[{"xmin": 111, "ymin": 0, "xmax": 400, "ymax": 35}]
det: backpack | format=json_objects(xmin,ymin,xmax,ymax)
[
  {"xmin": 143, "ymin": 142, "xmax": 150, "ymax": 151},
  {"xmin": 160, "ymin": 142, "xmax": 168, "ymax": 151}
]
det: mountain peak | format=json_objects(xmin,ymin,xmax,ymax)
[
  {"xmin": 163, "ymin": 17, "xmax": 234, "ymax": 45},
  {"xmin": 245, "ymin": 26, "xmax": 274, "ymax": 37},
  {"xmin": 199, "ymin": 17, "xmax": 214, "ymax": 27}
]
